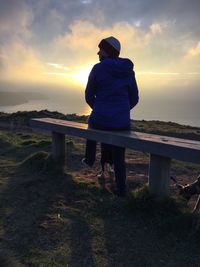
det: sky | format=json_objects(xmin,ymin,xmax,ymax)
[{"xmin": 0, "ymin": 0, "xmax": 200, "ymax": 98}]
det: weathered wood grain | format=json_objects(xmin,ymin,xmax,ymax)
[{"xmin": 30, "ymin": 118, "xmax": 200, "ymax": 164}]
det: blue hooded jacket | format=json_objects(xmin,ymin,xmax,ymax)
[{"xmin": 85, "ymin": 57, "xmax": 139, "ymax": 130}]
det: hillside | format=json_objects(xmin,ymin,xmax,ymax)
[
  {"xmin": 0, "ymin": 109, "xmax": 200, "ymax": 140},
  {"xmin": 0, "ymin": 111, "xmax": 200, "ymax": 266}
]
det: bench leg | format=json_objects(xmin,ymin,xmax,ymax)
[
  {"xmin": 148, "ymin": 154, "xmax": 171, "ymax": 198},
  {"xmin": 52, "ymin": 132, "xmax": 65, "ymax": 164}
]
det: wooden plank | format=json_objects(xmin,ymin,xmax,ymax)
[
  {"xmin": 148, "ymin": 154, "xmax": 171, "ymax": 198},
  {"xmin": 30, "ymin": 118, "xmax": 200, "ymax": 164}
]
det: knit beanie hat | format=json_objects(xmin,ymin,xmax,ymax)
[{"xmin": 98, "ymin": 36, "xmax": 121, "ymax": 57}]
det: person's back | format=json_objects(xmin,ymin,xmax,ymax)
[{"xmin": 86, "ymin": 57, "xmax": 138, "ymax": 130}]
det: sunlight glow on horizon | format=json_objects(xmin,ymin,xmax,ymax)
[{"xmin": 44, "ymin": 65, "xmax": 91, "ymax": 87}]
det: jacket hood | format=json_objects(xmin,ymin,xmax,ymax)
[{"xmin": 102, "ymin": 57, "xmax": 134, "ymax": 78}]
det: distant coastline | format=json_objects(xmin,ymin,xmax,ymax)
[
  {"xmin": 0, "ymin": 91, "xmax": 199, "ymax": 128},
  {"xmin": 0, "ymin": 91, "xmax": 46, "ymax": 107}
]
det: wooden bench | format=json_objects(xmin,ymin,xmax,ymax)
[{"xmin": 30, "ymin": 117, "xmax": 200, "ymax": 198}]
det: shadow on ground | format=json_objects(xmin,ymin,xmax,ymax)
[{"xmin": 0, "ymin": 134, "xmax": 200, "ymax": 266}]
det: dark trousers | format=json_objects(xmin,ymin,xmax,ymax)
[
  {"xmin": 85, "ymin": 140, "xmax": 126, "ymax": 194},
  {"xmin": 100, "ymin": 143, "xmax": 113, "ymax": 170}
]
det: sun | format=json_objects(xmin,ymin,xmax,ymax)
[
  {"xmin": 44, "ymin": 64, "xmax": 93, "ymax": 88},
  {"xmin": 73, "ymin": 66, "xmax": 91, "ymax": 86}
]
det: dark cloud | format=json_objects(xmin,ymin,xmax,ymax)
[
  {"xmin": 87, "ymin": 0, "xmax": 200, "ymax": 37},
  {"xmin": 2, "ymin": 0, "xmax": 198, "ymax": 45},
  {"xmin": 1, "ymin": 0, "xmax": 199, "ymax": 65},
  {"xmin": 0, "ymin": 0, "xmax": 33, "ymax": 42}
]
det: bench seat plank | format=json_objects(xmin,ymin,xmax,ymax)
[{"xmin": 30, "ymin": 118, "xmax": 200, "ymax": 164}]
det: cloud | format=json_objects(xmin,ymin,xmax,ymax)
[
  {"xmin": 187, "ymin": 41, "xmax": 200, "ymax": 57},
  {"xmin": 179, "ymin": 41, "xmax": 200, "ymax": 73},
  {"xmin": 1, "ymin": 0, "xmax": 199, "ymax": 89},
  {"xmin": 48, "ymin": 19, "xmax": 197, "ymax": 91},
  {"xmin": 0, "ymin": 38, "xmax": 89, "ymax": 87},
  {"xmin": 69, "ymin": 0, "xmax": 200, "ymax": 40},
  {"xmin": 46, "ymin": 19, "xmax": 199, "ymax": 83},
  {"xmin": 81, "ymin": 0, "xmax": 92, "ymax": 4},
  {"xmin": 0, "ymin": 0, "xmax": 33, "ymax": 40},
  {"xmin": 150, "ymin": 23, "xmax": 164, "ymax": 35},
  {"xmin": 47, "ymin": 63, "xmax": 69, "ymax": 71},
  {"xmin": 0, "ymin": 41, "xmax": 45, "ymax": 83},
  {"xmin": 52, "ymin": 20, "xmax": 166, "ymax": 67}
]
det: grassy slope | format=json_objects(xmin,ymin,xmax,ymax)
[{"xmin": 0, "ymin": 111, "xmax": 200, "ymax": 266}]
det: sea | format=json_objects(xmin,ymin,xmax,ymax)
[{"xmin": 0, "ymin": 85, "xmax": 199, "ymax": 127}]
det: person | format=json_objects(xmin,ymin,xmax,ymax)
[{"xmin": 83, "ymin": 36, "xmax": 139, "ymax": 197}]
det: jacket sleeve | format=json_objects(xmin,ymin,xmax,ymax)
[
  {"xmin": 85, "ymin": 66, "xmax": 97, "ymax": 109},
  {"xmin": 128, "ymin": 71, "xmax": 139, "ymax": 109}
]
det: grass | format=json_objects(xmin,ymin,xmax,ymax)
[
  {"xmin": 0, "ymin": 112, "xmax": 200, "ymax": 266},
  {"xmin": 129, "ymin": 186, "xmax": 192, "ymax": 233},
  {"xmin": 132, "ymin": 120, "xmax": 200, "ymax": 141}
]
